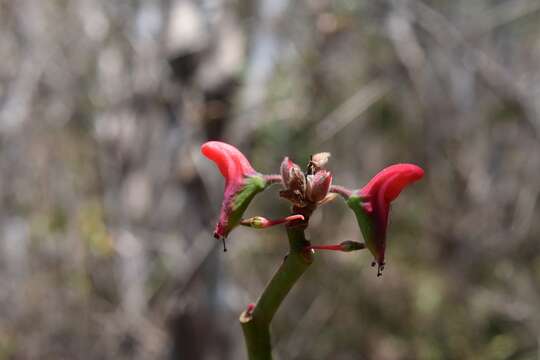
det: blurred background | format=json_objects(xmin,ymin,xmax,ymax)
[{"xmin": 1, "ymin": 0, "xmax": 540, "ymax": 359}]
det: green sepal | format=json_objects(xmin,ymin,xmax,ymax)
[
  {"xmin": 229, "ymin": 175, "xmax": 267, "ymax": 231},
  {"xmin": 346, "ymin": 194, "xmax": 377, "ymax": 259}
]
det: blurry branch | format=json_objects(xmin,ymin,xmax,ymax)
[
  {"xmin": 389, "ymin": 0, "xmax": 540, "ymax": 259},
  {"xmin": 510, "ymin": 183, "xmax": 539, "ymax": 241},
  {"xmin": 275, "ymin": 288, "xmax": 343, "ymax": 359},
  {"xmin": 229, "ymin": 0, "xmax": 290, "ymax": 145},
  {"xmin": 148, "ymin": 146, "xmax": 221, "ymax": 307},
  {"xmin": 469, "ymin": 0, "xmax": 540, "ymax": 37},
  {"xmin": 315, "ymin": 80, "xmax": 390, "ymax": 144},
  {"xmin": 191, "ymin": 145, "xmax": 221, "ymax": 208},
  {"xmin": 411, "ymin": 0, "xmax": 540, "ymax": 138},
  {"xmin": 480, "ymin": 268, "xmax": 540, "ymax": 338},
  {"xmin": 386, "ymin": 5, "xmax": 427, "ymax": 103},
  {"xmin": 0, "ymin": 58, "xmax": 43, "ymax": 134},
  {"xmin": 117, "ymin": 230, "xmax": 147, "ymax": 317},
  {"xmin": 148, "ymin": 231, "xmax": 217, "ymax": 308}
]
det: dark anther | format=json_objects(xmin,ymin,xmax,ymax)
[
  {"xmin": 377, "ymin": 263, "xmax": 385, "ymax": 277},
  {"xmin": 222, "ymin": 238, "xmax": 227, "ymax": 252},
  {"xmin": 371, "ymin": 261, "xmax": 376, "ymax": 267},
  {"xmin": 307, "ymin": 161, "xmax": 315, "ymax": 175}
]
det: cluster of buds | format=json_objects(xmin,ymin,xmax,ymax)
[
  {"xmin": 201, "ymin": 141, "xmax": 424, "ymax": 276},
  {"xmin": 279, "ymin": 153, "xmax": 336, "ymax": 211}
]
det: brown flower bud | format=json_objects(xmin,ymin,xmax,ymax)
[
  {"xmin": 308, "ymin": 152, "xmax": 331, "ymax": 174},
  {"xmin": 280, "ymin": 157, "xmax": 305, "ymax": 191},
  {"xmin": 289, "ymin": 165, "xmax": 306, "ymax": 193},
  {"xmin": 306, "ymin": 170, "xmax": 332, "ymax": 203}
]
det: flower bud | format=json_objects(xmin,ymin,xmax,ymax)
[
  {"xmin": 308, "ymin": 152, "xmax": 331, "ymax": 173},
  {"xmin": 241, "ymin": 216, "xmax": 269, "ymax": 228},
  {"xmin": 289, "ymin": 165, "xmax": 306, "ymax": 194},
  {"xmin": 241, "ymin": 214, "xmax": 305, "ymax": 229},
  {"xmin": 306, "ymin": 170, "xmax": 332, "ymax": 203},
  {"xmin": 338, "ymin": 240, "xmax": 365, "ymax": 252},
  {"xmin": 309, "ymin": 240, "xmax": 365, "ymax": 252},
  {"xmin": 280, "ymin": 156, "xmax": 305, "ymax": 193}
]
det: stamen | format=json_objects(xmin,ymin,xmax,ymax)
[
  {"xmin": 376, "ymin": 263, "xmax": 385, "ymax": 277},
  {"xmin": 222, "ymin": 238, "xmax": 227, "ymax": 252},
  {"xmin": 309, "ymin": 241, "xmax": 365, "ymax": 252}
]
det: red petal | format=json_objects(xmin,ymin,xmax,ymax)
[
  {"xmin": 201, "ymin": 141, "xmax": 257, "ymax": 184},
  {"xmin": 361, "ymin": 164, "xmax": 424, "ymax": 203}
]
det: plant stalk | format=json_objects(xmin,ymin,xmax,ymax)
[{"xmin": 239, "ymin": 225, "xmax": 313, "ymax": 360}]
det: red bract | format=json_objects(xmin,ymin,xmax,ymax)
[
  {"xmin": 347, "ymin": 164, "xmax": 424, "ymax": 276},
  {"xmin": 201, "ymin": 141, "xmax": 267, "ymax": 243},
  {"xmin": 202, "ymin": 141, "xmax": 257, "ymax": 183}
]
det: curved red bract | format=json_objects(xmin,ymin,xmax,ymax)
[
  {"xmin": 201, "ymin": 141, "xmax": 261, "ymax": 240},
  {"xmin": 201, "ymin": 141, "xmax": 257, "ymax": 185},
  {"xmin": 360, "ymin": 164, "xmax": 424, "ymax": 203},
  {"xmin": 359, "ymin": 164, "xmax": 424, "ymax": 271}
]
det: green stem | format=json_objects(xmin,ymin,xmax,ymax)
[{"xmin": 240, "ymin": 226, "xmax": 313, "ymax": 360}]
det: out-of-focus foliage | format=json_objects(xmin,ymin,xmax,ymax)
[{"xmin": 1, "ymin": 0, "xmax": 540, "ymax": 359}]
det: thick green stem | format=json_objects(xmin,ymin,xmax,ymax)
[{"xmin": 240, "ymin": 226, "xmax": 313, "ymax": 360}]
